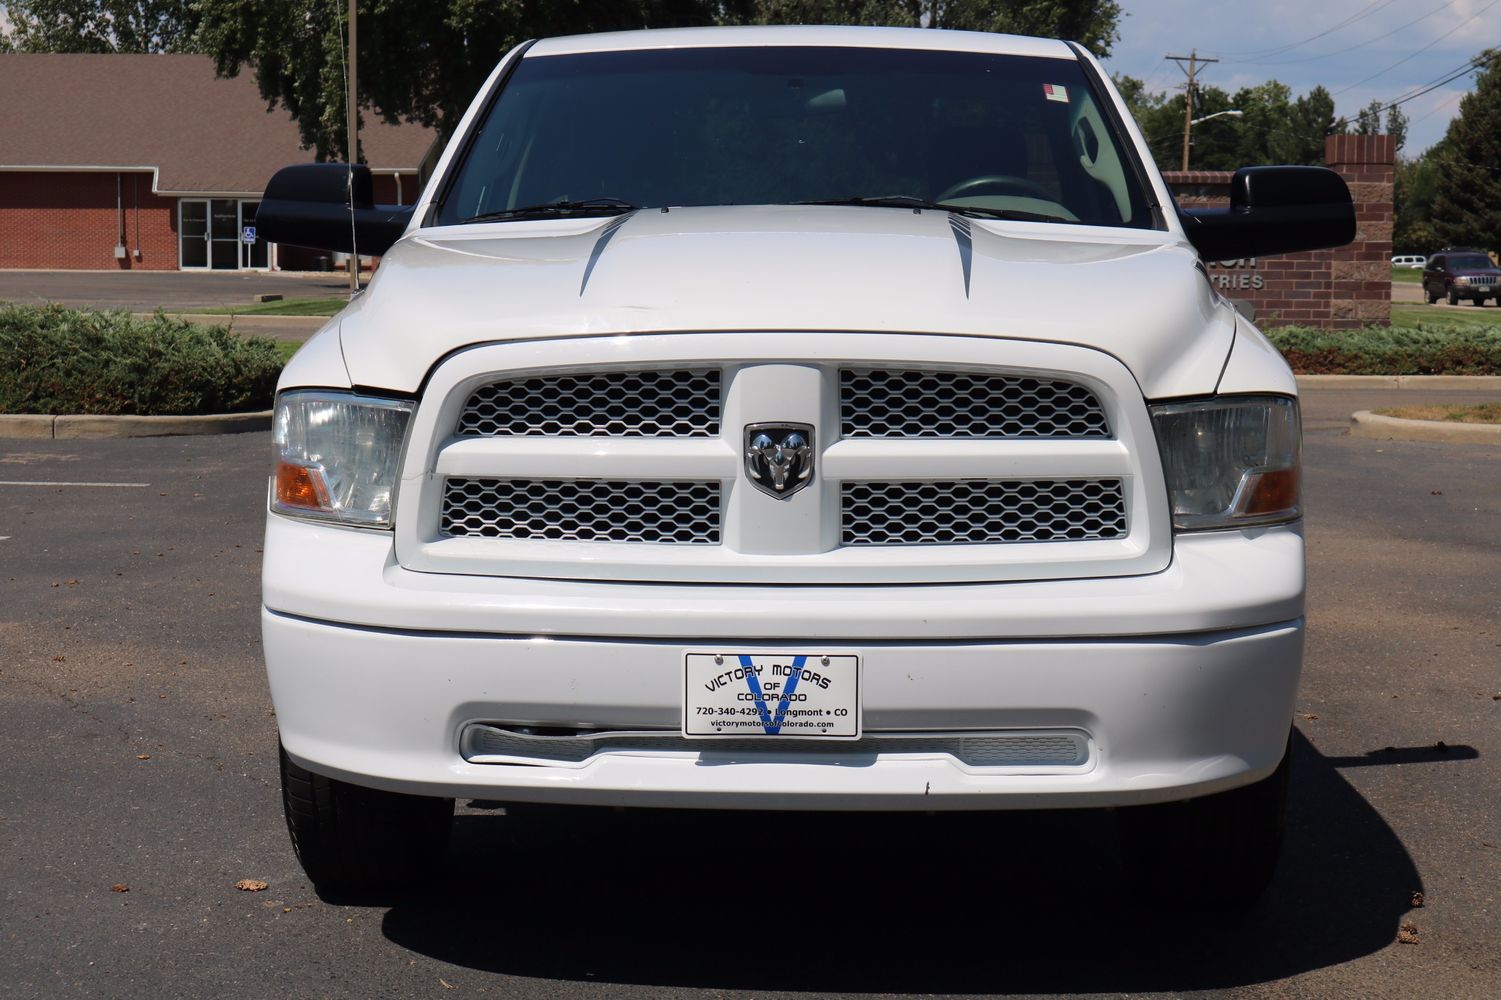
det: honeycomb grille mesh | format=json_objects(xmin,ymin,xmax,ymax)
[
  {"xmin": 457, "ymin": 369, "xmax": 721, "ymax": 437},
  {"xmin": 841, "ymin": 368, "xmax": 1109, "ymax": 438},
  {"xmin": 842, "ymin": 479, "xmax": 1127, "ymax": 545},
  {"xmin": 442, "ymin": 479, "xmax": 721, "ymax": 543}
]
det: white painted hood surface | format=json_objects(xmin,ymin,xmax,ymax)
[{"xmin": 335, "ymin": 205, "xmax": 1234, "ymax": 398}]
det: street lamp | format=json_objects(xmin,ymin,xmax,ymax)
[
  {"xmin": 1191, "ymin": 109, "xmax": 1245, "ymax": 126},
  {"xmin": 1184, "ymin": 109, "xmax": 1244, "ymax": 170}
]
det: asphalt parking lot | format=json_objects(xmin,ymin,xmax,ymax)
[{"xmin": 1, "ymin": 387, "xmax": 1498, "ymax": 999}]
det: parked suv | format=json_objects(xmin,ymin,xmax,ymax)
[
  {"xmin": 1391, "ymin": 254, "xmax": 1426, "ymax": 268},
  {"xmin": 259, "ymin": 25, "xmax": 1354, "ymax": 907},
  {"xmin": 1424, "ymin": 248, "xmax": 1501, "ymax": 305}
]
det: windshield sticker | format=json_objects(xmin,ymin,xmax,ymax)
[{"xmin": 1044, "ymin": 84, "xmax": 1070, "ymax": 104}]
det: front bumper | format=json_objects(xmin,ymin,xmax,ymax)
[{"xmin": 263, "ymin": 516, "xmax": 1305, "ymax": 810}]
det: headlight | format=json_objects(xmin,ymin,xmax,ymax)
[
  {"xmin": 271, "ymin": 390, "xmax": 414, "ymax": 528},
  {"xmin": 1150, "ymin": 395, "xmax": 1301, "ymax": 531}
]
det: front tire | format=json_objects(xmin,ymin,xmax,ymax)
[
  {"xmin": 1427, "ymin": 287, "xmax": 1440, "ymax": 304},
  {"xmin": 280, "ymin": 745, "xmax": 454, "ymax": 895},
  {"xmin": 1448, "ymin": 288, "xmax": 1460, "ymax": 305},
  {"xmin": 1115, "ymin": 733, "xmax": 1291, "ymax": 909}
]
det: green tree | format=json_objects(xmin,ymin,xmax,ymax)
[
  {"xmin": 1354, "ymin": 98, "xmax": 1383, "ymax": 135},
  {"xmin": 1431, "ymin": 52, "xmax": 1501, "ymax": 250},
  {"xmin": 4, "ymin": 0, "xmax": 200, "ymax": 52},
  {"xmin": 1385, "ymin": 103, "xmax": 1409, "ymax": 153},
  {"xmin": 1, "ymin": 0, "xmax": 1124, "ymax": 159},
  {"xmin": 729, "ymin": 1, "xmax": 1121, "ymax": 54},
  {"xmin": 192, "ymin": 0, "xmax": 1124, "ymax": 158},
  {"xmin": 196, "ymin": 1, "xmax": 726, "ymax": 159},
  {"xmin": 1113, "ymin": 75, "xmax": 1341, "ymax": 173},
  {"xmin": 1394, "ymin": 147, "xmax": 1441, "ymax": 253}
]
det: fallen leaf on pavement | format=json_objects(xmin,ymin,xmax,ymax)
[
  {"xmin": 1410, "ymin": 890, "xmax": 1425, "ymax": 907},
  {"xmin": 111, "ymin": 883, "xmax": 129, "ymax": 893},
  {"xmin": 1301, "ymin": 712, "xmax": 1319, "ymax": 721},
  {"xmin": 1397, "ymin": 921, "xmax": 1419, "ymax": 944},
  {"xmin": 234, "ymin": 879, "xmax": 269, "ymax": 892},
  {"xmin": 440, "ymin": 979, "xmax": 457, "ymax": 990},
  {"xmin": 135, "ymin": 754, "xmax": 150, "ymax": 761}
]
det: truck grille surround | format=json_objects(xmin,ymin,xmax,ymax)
[{"xmin": 400, "ymin": 335, "xmax": 1168, "ymax": 585}]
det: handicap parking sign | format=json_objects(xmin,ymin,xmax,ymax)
[{"xmin": 242, "ymin": 226, "xmax": 257, "ymax": 244}]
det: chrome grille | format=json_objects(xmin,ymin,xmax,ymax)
[
  {"xmin": 841, "ymin": 368, "xmax": 1109, "ymax": 438},
  {"xmin": 462, "ymin": 725, "xmax": 1089, "ymax": 768},
  {"xmin": 457, "ymin": 369, "xmax": 720, "ymax": 437},
  {"xmin": 442, "ymin": 479, "xmax": 721, "ymax": 543},
  {"xmin": 842, "ymin": 479, "xmax": 1127, "ymax": 545}
]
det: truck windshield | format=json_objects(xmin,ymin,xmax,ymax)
[{"xmin": 437, "ymin": 45, "xmax": 1156, "ymax": 230}]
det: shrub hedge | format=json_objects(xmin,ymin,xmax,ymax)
[
  {"xmin": 1266, "ymin": 324, "xmax": 1501, "ymax": 376},
  {"xmin": 2, "ymin": 305, "xmax": 1497, "ymax": 419},
  {"xmin": 0, "ymin": 305, "xmax": 281, "ymax": 415}
]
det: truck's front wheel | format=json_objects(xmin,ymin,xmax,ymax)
[
  {"xmin": 1114, "ymin": 731, "xmax": 1291, "ymax": 909},
  {"xmin": 279, "ymin": 745, "xmax": 454, "ymax": 895}
]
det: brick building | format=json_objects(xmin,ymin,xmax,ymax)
[
  {"xmin": 0, "ymin": 54, "xmax": 435, "ymax": 271},
  {"xmin": 1163, "ymin": 134, "xmax": 1396, "ymax": 329}
]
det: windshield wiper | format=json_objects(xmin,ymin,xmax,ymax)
[
  {"xmin": 795, "ymin": 196, "xmax": 1069, "ymax": 224},
  {"xmin": 462, "ymin": 198, "xmax": 638, "ymax": 223}
]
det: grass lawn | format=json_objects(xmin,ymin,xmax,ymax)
[
  {"xmin": 1376, "ymin": 403, "xmax": 1501, "ymax": 424},
  {"xmin": 1391, "ymin": 267, "xmax": 1424, "ymax": 284},
  {"xmin": 274, "ymin": 340, "xmax": 301, "ymax": 364},
  {"xmin": 1390, "ymin": 304, "xmax": 1501, "ymax": 330},
  {"xmin": 175, "ymin": 297, "xmax": 345, "ymax": 317}
]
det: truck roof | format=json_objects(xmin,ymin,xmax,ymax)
[{"xmin": 528, "ymin": 24, "xmax": 1079, "ymax": 61}]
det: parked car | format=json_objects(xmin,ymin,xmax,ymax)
[
  {"xmin": 1391, "ymin": 254, "xmax": 1426, "ymax": 268},
  {"xmin": 258, "ymin": 25, "xmax": 1354, "ymax": 907},
  {"xmin": 1424, "ymin": 248, "xmax": 1501, "ymax": 305}
]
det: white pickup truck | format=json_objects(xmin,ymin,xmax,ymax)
[{"xmin": 258, "ymin": 25, "xmax": 1353, "ymax": 906}]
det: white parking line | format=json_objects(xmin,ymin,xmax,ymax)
[{"xmin": 0, "ymin": 481, "xmax": 150, "ymax": 488}]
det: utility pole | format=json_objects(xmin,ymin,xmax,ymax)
[
  {"xmin": 346, "ymin": 0, "xmax": 359, "ymax": 293},
  {"xmin": 1166, "ymin": 50, "xmax": 1218, "ymax": 171}
]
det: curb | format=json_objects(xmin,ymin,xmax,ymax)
[
  {"xmin": 1, "ymin": 410, "xmax": 272, "ymax": 440},
  {"xmin": 1350, "ymin": 410, "xmax": 1501, "ymax": 445},
  {"xmin": 1297, "ymin": 374, "xmax": 1501, "ymax": 389}
]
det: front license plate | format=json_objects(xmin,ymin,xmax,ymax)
[
  {"xmin": 1477, "ymin": 286, "xmax": 1493, "ymax": 293},
  {"xmin": 684, "ymin": 653, "xmax": 860, "ymax": 738}
]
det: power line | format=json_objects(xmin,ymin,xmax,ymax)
[
  {"xmin": 1217, "ymin": 0, "xmax": 1401, "ymax": 59},
  {"xmin": 1231, "ymin": 0, "xmax": 1456, "ymax": 67},
  {"xmin": 1331, "ymin": 0, "xmax": 1501, "ymax": 95},
  {"xmin": 1378, "ymin": 49, "xmax": 1501, "ymax": 109}
]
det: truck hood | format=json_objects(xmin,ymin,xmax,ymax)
[{"xmin": 336, "ymin": 205, "xmax": 1234, "ymax": 398}]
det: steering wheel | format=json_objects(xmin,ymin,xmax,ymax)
[{"xmin": 938, "ymin": 174, "xmax": 1056, "ymax": 203}]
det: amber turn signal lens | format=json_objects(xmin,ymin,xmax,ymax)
[
  {"xmin": 275, "ymin": 461, "xmax": 331, "ymax": 511},
  {"xmin": 1238, "ymin": 468, "xmax": 1299, "ymax": 516}
]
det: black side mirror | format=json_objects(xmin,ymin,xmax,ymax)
[
  {"xmin": 257, "ymin": 163, "xmax": 414, "ymax": 256},
  {"xmin": 1178, "ymin": 165, "xmax": 1355, "ymax": 261}
]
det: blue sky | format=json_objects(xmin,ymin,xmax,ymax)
[{"xmin": 1104, "ymin": 0, "xmax": 1501, "ymax": 155}]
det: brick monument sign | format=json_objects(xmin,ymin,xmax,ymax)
[{"xmin": 1163, "ymin": 134, "xmax": 1395, "ymax": 329}]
